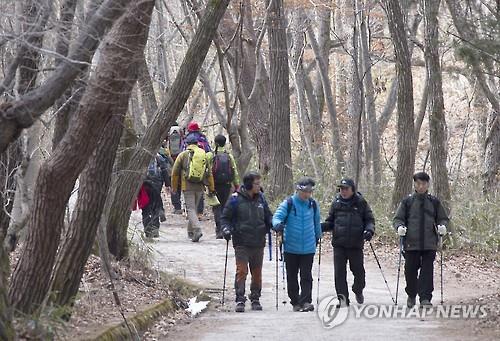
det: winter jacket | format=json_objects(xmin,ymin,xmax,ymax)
[
  {"xmin": 220, "ymin": 189, "xmax": 273, "ymax": 248},
  {"xmin": 322, "ymin": 193, "xmax": 375, "ymax": 249},
  {"xmin": 171, "ymin": 145, "xmax": 215, "ymax": 193},
  {"xmin": 272, "ymin": 194, "xmax": 322, "ymax": 255},
  {"xmin": 393, "ymin": 192, "xmax": 449, "ymax": 251},
  {"xmin": 182, "ymin": 131, "xmax": 211, "ymax": 152}
]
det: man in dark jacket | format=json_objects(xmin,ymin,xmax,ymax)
[
  {"xmin": 321, "ymin": 178, "xmax": 375, "ymax": 307},
  {"xmin": 393, "ymin": 172, "xmax": 449, "ymax": 308},
  {"xmin": 142, "ymin": 152, "xmax": 171, "ymax": 238},
  {"xmin": 220, "ymin": 172, "xmax": 273, "ymax": 313}
]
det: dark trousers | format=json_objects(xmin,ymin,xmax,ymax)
[
  {"xmin": 197, "ymin": 193, "xmax": 204, "ymax": 214},
  {"xmin": 213, "ymin": 184, "xmax": 232, "ymax": 234},
  {"xmin": 404, "ymin": 250, "xmax": 436, "ymax": 301},
  {"xmin": 171, "ymin": 188, "xmax": 182, "ymax": 210},
  {"xmin": 284, "ymin": 252, "xmax": 314, "ymax": 306},
  {"xmin": 333, "ymin": 247, "xmax": 365, "ymax": 302},
  {"xmin": 142, "ymin": 183, "xmax": 163, "ymax": 237},
  {"xmin": 234, "ymin": 246, "xmax": 264, "ymax": 303}
]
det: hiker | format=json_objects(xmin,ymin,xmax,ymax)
[
  {"xmin": 393, "ymin": 171, "xmax": 449, "ymax": 308},
  {"xmin": 220, "ymin": 172, "xmax": 273, "ymax": 312},
  {"xmin": 171, "ymin": 134, "xmax": 215, "ymax": 242},
  {"xmin": 167, "ymin": 122, "xmax": 184, "ymax": 214},
  {"xmin": 321, "ymin": 178, "xmax": 375, "ymax": 307},
  {"xmin": 207, "ymin": 134, "xmax": 240, "ymax": 239},
  {"xmin": 141, "ymin": 152, "xmax": 171, "ymax": 238},
  {"xmin": 272, "ymin": 177, "xmax": 322, "ymax": 312},
  {"xmin": 183, "ymin": 121, "xmax": 211, "ymax": 219}
]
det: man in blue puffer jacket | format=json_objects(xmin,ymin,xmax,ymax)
[{"xmin": 272, "ymin": 177, "xmax": 322, "ymax": 312}]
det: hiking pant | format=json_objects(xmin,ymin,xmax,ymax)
[
  {"xmin": 284, "ymin": 252, "xmax": 314, "ymax": 306},
  {"xmin": 334, "ymin": 247, "xmax": 365, "ymax": 303},
  {"xmin": 184, "ymin": 190, "xmax": 203, "ymax": 235},
  {"xmin": 142, "ymin": 183, "xmax": 163, "ymax": 237},
  {"xmin": 171, "ymin": 187, "xmax": 182, "ymax": 210},
  {"xmin": 197, "ymin": 193, "xmax": 204, "ymax": 215},
  {"xmin": 404, "ymin": 250, "xmax": 436, "ymax": 302},
  {"xmin": 212, "ymin": 183, "xmax": 232, "ymax": 235},
  {"xmin": 234, "ymin": 246, "xmax": 264, "ymax": 303}
]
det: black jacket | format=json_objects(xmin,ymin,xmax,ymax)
[
  {"xmin": 322, "ymin": 194, "xmax": 375, "ymax": 249},
  {"xmin": 393, "ymin": 192, "xmax": 449, "ymax": 251},
  {"xmin": 220, "ymin": 189, "xmax": 273, "ymax": 248}
]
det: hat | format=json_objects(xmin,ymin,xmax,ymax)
[
  {"xmin": 337, "ymin": 178, "xmax": 355, "ymax": 189},
  {"xmin": 296, "ymin": 177, "xmax": 315, "ymax": 192},
  {"xmin": 187, "ymin": 121, "xmax": 200, "ymax": 132},
  {"xmin": 185, "ymin": 134, "xmax": 199, "ymax": 145}
]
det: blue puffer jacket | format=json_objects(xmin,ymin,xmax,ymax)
[{"xmin": 272, "ymin": 194, "xmax": 322, "ymax": 255}]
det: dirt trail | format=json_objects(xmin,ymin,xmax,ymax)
[{"xmin": 136, "ymin": 209, "xmax": 499, "ymax": 341}]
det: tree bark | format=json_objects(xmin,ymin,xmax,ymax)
[
  {"xmin": 104, "ymin": 0, "xmax": 231, "ymax": 259},
  {"xmin": 8, "ymin": 0, "xmax": 154, "ymax": 313},
  {"xmin": 422, "ymin": 0, "xmax": 451, "ymax": 208},
  {"xmin": 267, "ymin": 0, "xmax": 293, "ymax": 200},
  {"xmin": 382, "ymin": 0, "xmax": 416, "ymax": 209}
]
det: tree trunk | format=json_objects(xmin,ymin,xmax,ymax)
[
  {"xmin": 267, "ymin": 0, "xmax": 293, "ymax": 200},
  {"xmin": 382, "ymin": 0, "xmax": 416, "ymax": 209},
  {"xmin": 422, "ymin": 0, "xmax": 451, "ymax": 207},
  {"xmin": 8, "ymin": 0, "xmax": 154, "ymax": 313},
  {"xmin": 137, "ymin": 53, "xmax": 158, "ymax": 123},
  {"xmin": 105, "ymin": 0, "xmax": 231, "ymax": 259}
]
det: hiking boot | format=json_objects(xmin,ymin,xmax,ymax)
[
  {"xmin": 292, "ymin": 304, "xmax": 302, "ymax": 312},
  {"xmin": 187, "ymin": 232, "xmax": 194, "ymax": 239},
  {"xmin": 173, "ymin": 209, "xmax": 183, "ymax": 215},
  {"xmin": 159, "ymin": 212, "xmax": 166, "ymax": 222},
  {"xmin": 235, "ymin": 302, "xmax": 245, "ymax": 313},
  {"xmin": 355, "ymin": 292, "xmax": 364, "ymax": 304},
  {"xmin": 151, "ymin": 230, "xmax": 160, "ymax": 238},
  {"xmin": 407, "ymin": 296, "xmax": 416, "ymax": 308},
  {"xmin": 336, "ymin": 298, "xmax": 349, "ymax": 308},
  {"xmin": 192, "ymin": 232, "xmax": 203, "ymax": 242},
  {"xmin": 251, "ymin": 300, "xmax": 263, "ymax": 311},
  {"xmin": 301, "ymin": 303, "xmax": 314, "ymax": 312},
  {"xmin": 420, "ymin": 299, "xmax": 433, "ymax": 308},
  {"xmin": 215, "ymin": 234, "xmax": 223, "ymax": 240}
]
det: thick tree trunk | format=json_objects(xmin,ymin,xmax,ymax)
[
  {"xmin": 137, "ymin": 53, "xmax": 158, "ymax": 123},
  {"xmin": 382, "ymin": 0, "xmax": 416, "ymax": 209},
  {"xmin": 422, "ymin": 0, "xmax": 451, "ymax": 208},
  {"xmin": 267, "ymin": 0, "xmax": 293, "ymax": 200},
  {"xmin": 8, "ymin": 0, "xmax": 154, "ymax": 313},
  {"xmin": 105, "ymin": 0, "xmax": 231, "ymax": 259}
]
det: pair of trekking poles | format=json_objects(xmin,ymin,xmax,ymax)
[{"xmin": 394, "ymin": 236, "xmax": 445, "ymax": 305}]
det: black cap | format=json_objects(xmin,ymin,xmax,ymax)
[{"xmin": 337, "ymin": 178, "xmax": 355, "ymax": 189}]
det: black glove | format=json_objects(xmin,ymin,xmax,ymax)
[
  {"xmin": 363, "ymin": 230, "xmax": 373, "ymax": 241},
  {"xmin": 222, "ymin": 227, "xmax": 231, "ymax": 241},
  {"xmin": 274, "ymin": 222, "xmax": 285, "ymax": 232},
  {"xmin": 321, "ymin": 222, "xmax": 331, "ymax": 232}
]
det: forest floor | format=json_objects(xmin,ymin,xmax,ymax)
[{"xmin": 20, "ymin": 196, "xmax": 498, "ymax": 340}]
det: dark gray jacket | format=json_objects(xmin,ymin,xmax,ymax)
[{"xmin": 393, "ymin": 192, "xmax": 449, "ymax": 251}]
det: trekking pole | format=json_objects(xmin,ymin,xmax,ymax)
[
  {"xmin": 395, "ymin": 236, "xmax": 404, "ymax": 305},
  {"xmin": 221, "ymin": 240, "xmax": 229, "ymax": 305},
  {"xmin": 316, "ymin": 239, "xmax": 322, "ymax": 306},
  {"xmin": 440, "ymin": 235, "xmax": 444, "ymax": 305},
  {"xmin": 268, "ymin": 231, "xmax": 273, "ymax": 261},
  {"xmin": 369, "ymin": 241, "xmax": 396, "ymax": 304},
  {"xmin": 280, "ymin": 242, "xmax": 286, "ymax": 305},
  {"xmin": 275, "ymin": 232, "xmax": 279, "ymax": 311}
]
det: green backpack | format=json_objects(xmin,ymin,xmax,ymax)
[{"xmin": 185, "ymin": 146, "xmax": 207, "ymax": 183}]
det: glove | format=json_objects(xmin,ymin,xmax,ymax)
[
  {"xmin": 437, "ymin": 224, "xmax": 447, "ymax": 236},
  {"xmin": 222, "ymin": 227, "xmax": 231, "ymax": 241},
  {"xmin": 363, "ymin": 230, "xmax": 373, "ymax": 241},
  {"xmin": 397, "ymin": 225, "xmax": 407, "ymax": 236},
  {"xmin": 274, "ymin": 222, "xmax": 285, "ymax": 232},
  {"xmin": 321, "ymin": 222, "xmax": 331, "ymax": 232}
]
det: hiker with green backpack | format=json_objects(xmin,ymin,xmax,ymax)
[
  {"xmin": 207, "ymin": 134, "xmax": 240, "ymax": 239},
  {"xmin": 171, "ymin": 134, "xmax": 215, "ymax": 242},
  {"xmin": 272, "ymin": 177, "xmax": 322, "ymax": 312}
]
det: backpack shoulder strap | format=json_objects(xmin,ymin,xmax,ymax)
[
  {"xmin": 230, "ymin": 194, "xmax": 239, "ymax": 225},
  {"xmin": 403, "ymin": 194, "xmax": 414, "ymax": 225},
  {"xmin": 310, "ymin": 198, "xmax": 318, "ymax": 222}
]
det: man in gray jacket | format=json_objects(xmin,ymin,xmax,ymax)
[{"xmin": 393, "ymin": 172, "xmax": 449, "ymax": 308}]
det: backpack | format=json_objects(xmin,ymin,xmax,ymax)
[
  {"xmin": 185, "ymin": 146, "xmax": 207, "ymax": 183},
  {"xmin": 212, "ymin": 152, "xmax": 233, "ymax": 185},
  {"xmin": 147, "ymin": 158, "xmax": 161, "ymax": 178},
  {"xmin": 197, "ymin": 134, "xmax": 211, "ymax": 152},
  {"xmin": 169, "ymin": 128, "xmax": 183, "ymax": 156},
  {"xmin": 283, "ymin": 196, "xmax": 318, "ymax": 225}
]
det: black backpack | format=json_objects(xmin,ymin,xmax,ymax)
[{"xmin": 212, "ymin": 152, "xmax": 233, "ymax": 184}]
